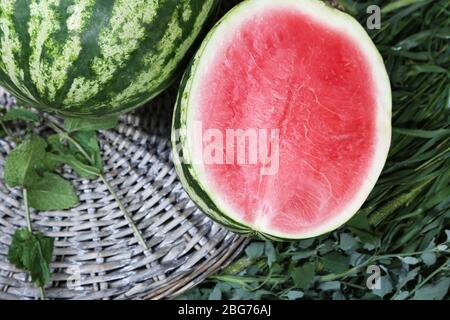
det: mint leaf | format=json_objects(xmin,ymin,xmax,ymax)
[
  {"xmin": 291, "ymin": 262, "xmax": 315, "ymax": 289},
  {"xmin": 208, "ymin": 285, "xmax": 222, "ymax": 300},
  {"xmin": 4, "ymin": 135, "xmax": 47, "ymax": 187},
  {"xmin": 69, "ymin": 131, "xmax": 103, "ymax": 171},
  {"xmin": 319, "ymin": 281, "xmax": 341, "ymax": 291},
  {"xmin": 0, "ymin": 108, "xmax": 39, "ymax": 123},
  {"xmin": 321, "ymin": 252, "xmax": 351, "ymax": 274},
  {"xmin": 27, "ymin": 172, "xmax": 79, "ymax": 210},
  {"xmin": 64, "ymin": 115, "xmax": 119, "ymax": 132},
  {"xmin": 7, "ymin": 229, "xmax": 30, "ymax": 269},
  {"xmin": 47, "ymin": 153, "xmax": 100, "ymax": 179},
  {"xmin": 421, "ymin": 252, "xmax": 437, "ymax": 266},
  {"xmin": 42, "ymin": 152, "xmax": 60, "ymax": 172},
  {"xmin": 397, "ymin": 267, "xmax": 420, "ymax": 291},
  {"xmin": 413, "ymin": 277, "xmax": 450, "ymax": 300},
  {"xmin": 245, "ymin": 242, "xmax": 265, "ymax": 259},
  {"xmin": 7, "ymin": 228, "xmax": 54, "ymax": 287},
  {"xmin": 46, "ymin": 134, "xmax": 101, "ymax": 179},
  {"xmin": 46, "ymin": 134, "xmax": 65, "ymax": 152},
  {"xmin": 347, "ymin": 211, "xmax": 372, "ymax": 230},
  {"xmin": 339, "ymin": 233, "xmax": 358, "ymax": 251},
  {"xmin": 286, "ymin": 290, "xmax": 304, "ymax": 300},
  {"xmin": 347, "ymin": 211, "xmax": 380, "ymax": 247},
  {"xmin": 372, "ymin": 276, "xmax": 394, "ymax": 298},
  {"xmin": 400, "ymin": 257, "xmax": 420, "ymax": 265}
]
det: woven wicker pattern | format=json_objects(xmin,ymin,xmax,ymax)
[{"xmin": 0, "ymin": 87, "xmax": 249, "ymax": 300}]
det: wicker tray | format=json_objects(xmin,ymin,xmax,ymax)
[{"xmin": 0, "ymin": 87, "xmax": 249, "ymax": 300}]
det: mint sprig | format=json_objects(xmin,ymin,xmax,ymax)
[
  {"xmin": 8, "ymin": 228, "xmax": 54, "ymax": 288},
  {"xmin": 47, "ymin": 120, "xmax": 149, "ymax": 251},
  {"xmin": 4, "ymin": 134, "xmax": 79, "ymax": 210},
  {"xmin": 1, "ymin": 108, "xmax": 147, "ymax": 299},
  {"xmin": 1, "ymin": 110, "xmax": 78, "ymax": 299}
]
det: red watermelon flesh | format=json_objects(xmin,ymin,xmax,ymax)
[{"xmin": 181, "ymin": 0, "xmax": 391, "ymax": 239}]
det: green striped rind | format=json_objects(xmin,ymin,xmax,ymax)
[
  {"xmin": 0, "ymin": 0, "xmax": 217, "ymax": 117},
  {"xmin": 171, "ymin": 24, "xmax": 288, "ymax": 241}
]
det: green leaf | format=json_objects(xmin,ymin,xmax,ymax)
[
  {"xmin": 339, "ymin": 233, "xmax": 358, "ymax": 251},
  {"xmin": 3, "ymin": 135, "xmax": 47, "ymax": 187},
  {"xmin": 0, "ymin": 108, "xmax": 39, "ymax": 123},
  {"xmin": 64, "ymin": 115, "xmax": 119, "ymax": 132},
  {"xmin": 413, "ymin": 277, "xmax": 450, "ymax": 300},
  {"xmin": 394, "ymin": 128, "xmax": 450, "ymax": 139},
  {"xmin": 372, "ymin": 276, "xmax": 394, "ymax": 298},
  {"xmin": 245, "ymin": 242, "xmax": 265, "ymax": 259},
  {"xmin": 291, "ymin": 250, "xmax": 316, "ymax": 261},
  {"xmin": 42, "ymin": 152, "xmax": 60, "ymax": 172},
  {"xmin": 291, "ymin": 262, "xmax": 315, "ymax": 289},
  {"xmin": 7, "ymin": 229, "xmax": 30, "ymax": 269},
  {"xmin": 410, "ymin": 64, "xmax": 448, "ymax": 75},
  {"xmin": 347, "ymin": 211, "xmax": 380, "ymax": 246},
  {"xmin": 347, "ymin": 211, "xmax": 372, "ymax": 230},
  {"xmin": 46, "ymin": 134, "xmax": 101, "ymax": 179},
  {"xmin": 69, "ymin": 131, "xmax": 103, "ymax": 171},
  {"xmin": 382, "ymin": 0, "xmax": 428, "ymax": 14},
  {"xmin": 397, "ymin": 267, "xmax": 420, "ymax": 290},
  {"xmin": 298, "ymin": 238, "xmax": 315, "ymax": 249},
  {"xmin": 285, "ymin": 290, "xmax": 304, "ymax": 300},
  {"xmin": 47, "ymin": 153, "xmax": 101, "ymax": 179},
  {"xmin": 321, "ymin": 252, "xmax": 350, "ymax": 274},
  {"xmin": 27, "ymin": 172, "xmax": 79, "ymax": 211},
  {"xmin": 400, "ymin": 257, "xmax": 420, "ymax": 265},
  {"xmin": 7, "ymin": 228, "xmax": 54, "ymax": 287},
  {"xmin": 420, "ymin": 252, "xmax": 437, "ymax": 266},
  {"xmin": 208, "ymin": 285, "xmax": 222, "ymax": 300}
]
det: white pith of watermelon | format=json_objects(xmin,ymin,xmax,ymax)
[{"xmin": 173, "ymin": 0, "xmax": 392, "ymax": 240}]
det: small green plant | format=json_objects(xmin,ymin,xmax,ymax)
[{"xmin": 1, "ymin": 109, "xmax": 148, "ymax": 299}]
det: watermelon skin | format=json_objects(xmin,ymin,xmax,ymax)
[
  {"xmin": 0, "ymin": 0, "xmax": 216, "ymax": 118},
  {"xmin": 172, "ymin": 0, "xmax": 392, "ymax": 240}
]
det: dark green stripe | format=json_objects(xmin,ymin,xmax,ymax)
[
  {"xmin": 39, "ymin": 0, "xmax": 75, "ymax": 100},
  {"xmin": 0, "ymin": 12, "xmax": 3, "ymax": 44},
  {"xmin": 55, "ymin": 0, "xmax": 116, "ymax": 103},
  {"xmin": 96, "ymin": 0, "xmax": 218, "ymax": 115},
  {"xmin": 13, "ymin": 0, "xmax": 43, "ymax": 107},
  {"xmin": 159, "ymin": 0, "xmax": 206, "ymax": 74},
  {"xmin": 80, "ymin": 0, "xmax": 182, "ymax": 112}
]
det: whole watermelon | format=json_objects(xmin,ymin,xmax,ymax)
[{"xmin": 0, "ymin": 0, "xmax": 216, "ymax": 117}]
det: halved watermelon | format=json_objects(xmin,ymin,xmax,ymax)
[{"xmin": 172, "ymin": 0, "xmax": 392, "ymax": 240}]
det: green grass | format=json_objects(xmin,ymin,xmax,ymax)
[{"xmin": 181, "ymin": 0, "xmax": 450, "ymax": 300}]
